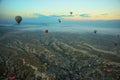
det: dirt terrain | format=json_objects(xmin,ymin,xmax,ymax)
[{"xmin": 0, "ymin": 27, "xmax": 120, "ymax": 80}]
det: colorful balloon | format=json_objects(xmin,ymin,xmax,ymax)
[
  {"xmin": 45, "ymin": 30, "xmax": 48, "ymax": 33},
  {"xmin": 8, "ymin": 73, "xmax": 16, "ymax": 80},
  {"xmin": 15, "ymin": 16, "xmax": 22, "ymax": 24},
  {"xmin": 70, "ymin": 12, "xmax": 73, "ymax": 15},
  {"xmin": 58, "ymin": 19, "xmax": 61, "ymax": 23},
  {"xmin": 105, "ymin": 67, "xmax": 111, "ymax": 72},
  {"xmin": 93, "ymin": 30, "xmax": 97, "ymax": 34}
]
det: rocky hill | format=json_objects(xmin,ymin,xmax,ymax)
[{"xmin": 0, "ymin": 29, "xmax": 120, "ymax": 80}]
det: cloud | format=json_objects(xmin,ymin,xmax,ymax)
[
  {"xmin": 60, "ymin": 15, "xmax": 73, "ymax": 17},
  {"xmin": 23, "ymin": 13, "xmax": 76, "ymax": 23},
  {"xmin": 22, "ymin": 14, "xmax": 63, "ymax": 23},
  {"xmin": 34, "ymin": 13, "xmax": 73, "ymax": 18},
  {"xmin": 100, "ymin": 13, "xmax": 108, "ymax": 16},
  {"xmin": 34, "ymin": 14, "xmax": 59, "ymax": 17},
  {"xmin": 80, "ymin": 14, "xmax": 90, "ymax": 17}
]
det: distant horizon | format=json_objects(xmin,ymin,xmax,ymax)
[
  {"xmin": 0, "ymin": 0, "xmax": 120, "ymax": 21},
  {"xmin": 0, "ymin": 18, "xmax": 120, "ymax": 24}
]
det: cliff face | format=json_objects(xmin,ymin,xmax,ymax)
[{"xmin": 0, "ymin": 30, "xmax": 120, "ymax": 80}]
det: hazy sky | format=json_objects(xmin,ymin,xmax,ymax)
[{"xmin": 0, "ymin": 0, "xmax": 120, "ymax": 21}]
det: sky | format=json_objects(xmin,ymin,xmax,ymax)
[{"xmin": 0, "ymin": 0, "xmax": 120, "ymax": 23}]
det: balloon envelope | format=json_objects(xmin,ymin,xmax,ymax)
[
  {"xmin": 106, "ymin": 67, "xmax": 111, "ymax": 72},
  {"xmin": 45, "ymin": 30, "xmax": 48, "ymax": 33},
  {"xmin": 70, "ymin": 12, "xmax": 73, "ymax": 15},
  {"xmin": 94, "ymin": 30, "xmax": 97, "ymax": 34},
  {"xmin": 15, "ymin": 16, "xmax": 22, "ymax": 24},
  {"xmin": 8, "ymin": 73, "xmax": 16, "ymax": 80},
  {"xmin": 58, "ymin": 19, "xmax": 61, "ymax": 23}
]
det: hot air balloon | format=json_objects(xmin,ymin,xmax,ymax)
[
  {"xmin": 70, "ymin": 12, "xmax": 73, "ymax": 15},
  {"xmin": 15, "ymin": 16, "xmax": 22, "ymax": 24},
  {"xmin": 8, "ymin": 73, "xmax": 16, "ymax": 80},
  {"xmin": 45, "ymin": 30, "xmax": 48, "ymax": 33},
  {"xmin": 58, "ymin": 19, "xmax": 61, "ymax": 23},
  {"xmin": 105, "ymin": 67, "xmax": 111, "ymax": 72},
  {"xmin": 93, "ymin": 30, "xmax": 97, "ymax": 34}
]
